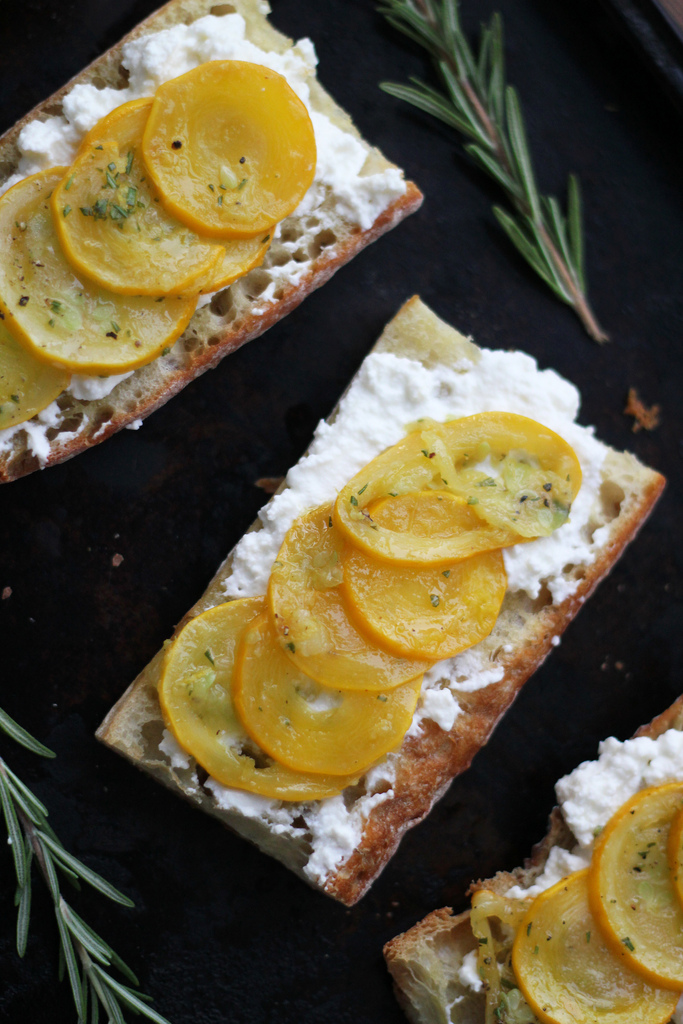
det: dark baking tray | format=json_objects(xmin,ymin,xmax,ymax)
[
  {"xmin": 597, "ymin": 0, "xmax": 683, "ymax": 111},
  {"xmin": 0, "ymin": 0, "xmax": 682, "ymax": 1021}
]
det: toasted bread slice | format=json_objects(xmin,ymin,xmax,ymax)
[
  {"xmin": 0, "ymin": 0, "xmax": 421, "ymax": 482},
  {"xmin": 383, "ymin": 694, "xmax": 683, "ymax": 1024},
  {"xmin": 97, "ymin": 296, "xmax": 665, "ymax": 906}
]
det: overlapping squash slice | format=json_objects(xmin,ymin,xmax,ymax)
[
  {"xmin": 142, "ymin": 61, "xmax": 316, "ymax": 238},
  {"xmin": 0, "ymin": 318, "xmax": 70, "ymax": 428},
  {"xmin": 158, "ymin": 598, "xmax": 358, "ymax": 800},
  {"xmin": 0, "ymin": 169, "xmax": 197, "ymax": 373},
  {"xmin": 334, "ymin": 413, "xmax": 582, "ymax": 565},
  {"xmin": 268, "ymin": 503, "xmax": 430, "ymax": 691},
  {"xmin": 589, "ymin": 782, "xmax": 683, "ymax": 990},
  {"xmin": 233, "ymin": 611, "xmax": 421, "ymax": 775},
  {"xmin": 342, "ymin": 492, "xmax": 507, "ymax": 659},
  {"xmin": 668, "ymin": 803, "xmax": 683, "ymax": 912},
  {"xmin": 207, "ymin": 230, "xmax": 272, "ymax": 291},
  {"xmin": 470, "ymin": 888, "xmax": 536, "ymax": 1022},
  {"xmin": 512, "ymin": 870, "xmax": 678, "ymax": 1024},
  {"xmin": 51, "ymin": 100, "xmax": 224, "ymax": 296}
]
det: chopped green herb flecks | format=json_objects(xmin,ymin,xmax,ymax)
[
  {"xmin": 62, "ymin": 205, "xmax": 71, "ymax": 217},
  {"xmin": 126, "ymin": 186, "xmax": 137, "ymax": 208},
  {"xmin": 204, "ymin": 649, "xmax": 215, "ymax": 667},
  {"xmin": 467, "ymin": 496, "xmax": 479, "ymax": 505},
  {"xmin": 623, "ymin": 937, "xmax": 635, "ymax": 952},
  {"xmin": 377, "ymin": 694, "xmax": 388, "ymax": 702},
  {"xmin": 111, "ymin": 321, "xmax": 121, "ymax": 334},
  {"xmin": 10, "ymin": 394, "xmax": 20, "ymax": 403},
  {"xmin": 429, "ymin": 594, "xmax": 440, "ymax": 607},
  {"xmin": 64, "ymin": 175, "xmax": 75, "ymax": 191},
  {"xmin": 442, "ymin": 570, "xmax": 450, "ymax": 578},
  {"xmin": 358, "ymin": 483, "xmax": 368, "ymax": 495},
  {"xmin": 125, "ymin": 150, "xmax": 134, "ymax": 175},
  {"xmin": 349, "ymin": 495, "xmax": 358, "ymax": 507},
  {"xmin": 527, "ymin": 922, "xmax": 532, "ymax": 936},
  {"xmin": 286, "ymin": 642, "xmax": 296, "ymax": 653},
  {"xmin": 105, "ymin": 170, "xmax": 118, "ymax": 189}
]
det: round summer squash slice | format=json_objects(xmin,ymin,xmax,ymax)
[
  {"xmin": 512, "ymin": 869, "xmax": 678, "ymax": 1024},
  {"xmin": 158, "ymin": 597, "xmax": 358, "ymax": 801},
  {"xmin": 233, "ymin": 610, "xmax": 421, "ymax": 775},
  {"xmin": 0, "ymin": 318, "xmax": 70, "ymax": 429},
  {"xmin": 142, "ymin": 61, "xmax": 316, "ymax": 238},
  {"xmin": 51, "ymin": 99, "xmax": 224, "ymax": 296},
  {"xmin": 342, "ymin": 492, "xmax": 507, "ymax": 659},
  {"xmin": 0, "ymin": 169, "xmax": 198, "ymax": 373},
  {"xmin": 668, "ymin": 803, "xmax": 683, "ymax": 912},
  {"xmin": 267, "ymin": 503, "xmax": 431, "ymax": 691},
  {"xmin": 333, "ymin": 413, "xmax": 582, "ymax": 566},
  {"xmin": 589, "ymin": 782, "xmax": 683, "ymax": 990}
]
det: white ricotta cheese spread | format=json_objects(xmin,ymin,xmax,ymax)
[
  {"xmin": 2, "ymin": 11, "xmax": 406, "ymax": 229},
  {"xmin": 0, "ymin": 8, "xmax": 406, "ymax": 457},
  {"xmin": 506, "ymin": 728, "xmax": 683, "ymax": 900},
  {"xmin": 224, "ymin": 345, "xmax": 607, "ymax": 745},
  {"xmin": 160, "ymin": 342, "xmax": 609, "ymax": 886}
]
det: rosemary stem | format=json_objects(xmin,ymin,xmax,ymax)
[{"xmin": 535, "ymin": 222, "xmax": 608, "ymax": 342}]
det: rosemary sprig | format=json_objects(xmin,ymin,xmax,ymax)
[
  {"xmin": 379, "ymin": 0, "xmax": 608, "ymax": 342},
  {"xmin": 0, "ymin": 707, "xmax": 171, "ymax": 1024}
]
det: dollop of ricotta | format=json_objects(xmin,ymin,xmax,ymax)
[{"xmin": 506, "ymin": 728, "xmax": 683, "ymax": 901}]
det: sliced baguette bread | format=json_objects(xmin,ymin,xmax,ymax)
[
  {"xmin": 96, "ymin": 296, "xmax": 665, "ymax": 906},
  {"xmin": 0, "ymin": 0, "xmax": 421, "ymax": 482},
  {"xmin": 383, "ymin": 693, "xmax": 683, "ymax": 1024}
]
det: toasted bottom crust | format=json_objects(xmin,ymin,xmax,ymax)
[{"xmin": 383, "ymin": 694, "xmax": 683, "ymax": 1024}]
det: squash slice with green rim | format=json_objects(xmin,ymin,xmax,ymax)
[
  {"xmin": 0, "ymin": 169, "xmax": 197, "ymax": 374},
  {"xmin": 0, "ymin": 318, "xmax": 70, "ymax": 429},
  {"xmin": 342, "ymin": 491, "xmax": 507, "ymax": 659},
  {"xmin": 512, "ymin": 869, "xmax": 678, "ymax": 1024},
  {"xmin": 143, "ymin": 61, "xmax": 316, "ymax": 239},
  {"xmin": 158, "ymin": 598, "xmax": 358, "ymax": 801},
  {"xmin": 333, "ymin": 413, "xmax": 582, "ymax": 566},
  {"xmin": 0, "ymin": 169, "xmax": 198, "ymax": 374},
  {"xmin": 51, "ymin": 99, "xmax": 223, "ymax": 297},
  {"xmin": 268, "ymin": 503, "xmax": 430, "ymax": 691},
  {"xmin": 233, "ymin": 611, "xmax": 421, "ymax": 776},
  {"xmin": 589, "ymin": 782, "xmax": 683, "ymax": 991}
]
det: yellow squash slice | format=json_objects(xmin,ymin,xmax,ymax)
[
  {"xmin": 589, "ymin": 782, "xmax": 683, "ymax": 991},
  {"xmin": 51, "ymin": 99, "xmax": 224, "ymax": 296},
  {"xmin": 668, "ymin": 803, "xmax": 683, "ymax": 912},
  {"xmin": 0, "ymin": 318, "xmax": 70, "ymax": 429},
  {"xmin": 208, "ymin": 230, "xmax": 272, "ymax": 291},
  {"xmin": 512, "ymin": 870, "xmax": 678, "ymax": 1024},
  {"xmin": 0, "ymin": 169, "xmax": 198, "ymax": 374},
  {"xmin": 342, "ymin": 492, "xmax": 507, "ymax": 659},
  {"xmin": 158, "ymin": 598, "xmax": 357, "ymax": 801},
  {"xmin": 470, "ymin": 888, "xmax": 536, "ymax": 1023},
  {"xmin": 233, "ymin": 611, "xmax": 421, "ymax": 775},
  {"xmin": 268, "ymin": 503, "xmax": 430, "ymax": 691},
  {"xmin": 334, "ymin": 413, "xmax": 582, "ymax": 566},
  {"xmin": 142, "ymin": 61, "xmax": 316, "ymax": 239}
]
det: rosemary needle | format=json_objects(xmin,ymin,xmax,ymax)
[
  {"xmin": 379, "ymin": 0, "xmax": 608, "ymax": 343},
  {"xmin": 0, "ymin": 707, "xmax": 172, "ymax": 1024}
]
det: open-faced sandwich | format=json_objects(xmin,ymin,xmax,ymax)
[
  {"xmin": 97, "ymin": 296, "xmax": 665, "ymax": 906},
  {"xmin": 385, "ymin": 693, "xmax": 683, "ymax": 1024},
  {"xmin": 0, "ymin": 0, "xmax": 421, "ymax": 482}
]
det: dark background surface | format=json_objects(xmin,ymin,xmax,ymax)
[{"xmin": 0, "ymin": 0, "xmax": 681, "ymax": 1021}]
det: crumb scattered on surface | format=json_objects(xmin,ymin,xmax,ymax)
[
  {"xmin": 624, "ymin": 387, "xmax": 661, "ymax": 432},
  {"xmin": 256, "ymin": 476, "xmax": 285, "ymax": 494},
  {"xmin": 112, "ymin": 553, "xmax": 124, "ymax": 567},
  {"xmin": 1, "ymin": 586, "xmax": 11, "ymax": 600}
]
